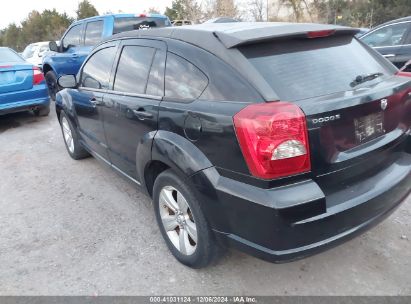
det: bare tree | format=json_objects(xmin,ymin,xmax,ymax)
[
  {"xmin": 215, "ymin": 0, "xmax": 239, "ymax": 18},
  {"xmin": 182, "ymin": 0, "xmax": 203, "ymax": 22},
  {"xmin": 249, "ymin": 0, "xmax": 265, "ymax": 21}
]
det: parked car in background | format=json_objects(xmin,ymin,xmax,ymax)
[
  {"xmin": 21, "ymin": 41, "xmax": 50, "ymax": 68},
  {"xmin": 361, "ymin": 16, "xmax": 411, "ymax": 68},
  {"xmin": 42, "ymin": 13, "xmax": 172, "ymax": 101},
  {"xmin": 355, "ymin": 27, "xmax": 369, "ymax": 37},
  {"xmin": 203, "ymin": 17, "xmax": 239, "ymax": 23},
  {"xmin": 172, "ymin": 20, "xmax": 193, "ymax": 26},
  {"xmin": 0, "ymin": 47, "xmax": 49, "ymax": 116},
  {"xmin": 55, "ymin": 22, "xmax": 411, "ymax": 268}
]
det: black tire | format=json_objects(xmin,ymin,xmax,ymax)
[
  {"xmin": 59, "ymin": 111, "xmax": 90, "ymax": 160},
  {"xmin": 34, "ymin": 105, "xmax": 50, "ymax": 117},
  {"xmin": 45, "ymin": 71, "xmax": 59, "ymax": 101},
  {"xmin": 153, "ymin": 169, "xmax": 222, "ymax": 268}
]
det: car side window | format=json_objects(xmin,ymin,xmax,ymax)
[
  {"xmin": 146, "ymin": 51, "xmax": 165, "ymax": 96},
  {"xmin": 62, "ymin": 24, "xmax": 83, "ymax": 49},
  {"xmin": 362, "ymin": 23, "xmax": 410, "ymax": 47},
  {"xmin": 84, "ymin": 21, "xmax": 104, "ymax": 46},
  {"xmin": 165, "ymin": 52, "xmax": 208, "ymax": 100},
  {"xmin": 81, "ymin": 47, "xmax": 117, "ymax": 90},
  {"xmin": 113, "ymin": 45, "xmax": 155, "ymax": 94}
]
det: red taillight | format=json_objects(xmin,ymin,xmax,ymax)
[
  {"xmin": 33, "ymin": 67, "xmax": 44, "ymax": 85},
  {"xmin": 396, "ymin": 71, "xmax": 411, "ymax": 77},
  {"xmin": 307, "ymin": 29, "xmax": 336, "ymax": 39},
  {"xmin": 138, "ymin": 13, "xmax": 147, "ymax": 17},
  {"xmin": 233, "ymin": 102, "xmax": 311, "ymax": 180}
]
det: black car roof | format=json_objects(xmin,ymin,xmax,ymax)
[
  {"xmin": 104, "ymin": 22, "xmax": 358, "ymax": 50},
  {"xmin": 100, "ymin": 22, "xmax": 359, "ymax": 103}
]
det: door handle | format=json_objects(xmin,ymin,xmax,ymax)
[
  {"xmin": 90, "ymin": 97, "xmax": 103, "ymax": 106},
  {"xmin": 133, "ymin": 109, "xmax": 153, "ymax": 120},
  {"xmin": 383, "ymin": 54, "xmax": 396, "ymax": 58},
  {"xmin": 71, "ymin": 53, "xmax": 78, "ymax": 58}
]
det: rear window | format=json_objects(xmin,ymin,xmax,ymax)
[
  {"xmin": 0, "ymin": 48, "xmax": 24, "ymax": 63},
  {"xmin": 113, "ymin": 17, "xmax": 170, "ymax": 34},
  {"xmin": 241, "ymin": 35, "xmax": 393, "ymax": 101}
]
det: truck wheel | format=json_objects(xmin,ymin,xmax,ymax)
[
  {"xmin": 153, "ymin": 169, "xmax": 222, "ymax": 268},
  {"xmin": 45, "ymin": 71, "xmax": 59, "ymax": 101}
]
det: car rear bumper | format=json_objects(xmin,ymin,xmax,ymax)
[
  {"xmin": 0, "ymin": 84, "xmax": 49, "ymax": 115},
  {"xmin": 190, "ymin": 145, "xmax": 411, "ymax": 263}
]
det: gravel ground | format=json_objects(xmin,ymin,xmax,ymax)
[{"xmin": 0, "ymin": 104, "xmax": 410, "ymax": 296}]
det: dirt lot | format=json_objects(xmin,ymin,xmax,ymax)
[{"xmin": 0, "ymin": 104, "xmax": 411, "ymax": 296}]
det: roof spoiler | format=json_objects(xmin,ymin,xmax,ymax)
[{"xmin": 214, "ymin": 24, "xmax": 360, "ymax": 48}]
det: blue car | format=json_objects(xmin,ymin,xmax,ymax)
[
  {"xmin": 0, "ymin": 47, "xmax": 50, "ymax": 116},
  {"xmin": 43, "ymin": 13, "xmax": 172, "ymax": 101}
]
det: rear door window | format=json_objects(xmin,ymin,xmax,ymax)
[
  {"xmin": 84, "ymin": 20, "xmax": 104, "ymax": 46},
  {"xmin": 165, "ymin": 53, "xmax": 208, "ymax": 100},
  {"xmin": 241, "ymin": 35, "xmax": 393, "ymax": 101},
  {"xmin": 113, "ymin": 17, "xmax": 170, "ymax": 34},
  {"xmin": 81, "ymin": 47, "xmax": 117, "ymax": 90},
  {"xmin": 62, "ymin": 24, "xmax": 83, "ymax": 48},
  {"xmin": 146, "ymin": 51, "xmax": 165, "ymax": 96},
  {"xmin": 113, "ymin": 46, "xmax": 155, "ymax": 94}
]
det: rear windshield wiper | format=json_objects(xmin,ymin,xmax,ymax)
[{"xmin": 350, "ymin": 72, "xmax": 384, "ymax": 87}]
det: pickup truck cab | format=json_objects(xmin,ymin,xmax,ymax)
[{"xmin": 42, "ymin": 13, "xmax": 171, "ymax": 100}]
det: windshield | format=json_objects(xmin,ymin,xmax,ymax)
[
  {"xmin": 22, "ymin": 44, "xmax": 36, "ymax": 59},
  {"xmin": 240, "ymin": 35, "xmax": 393, "ymax": 101},
  {"xmin": 113, "ymin": 17, "xmax": 171, "ymax": 34},
  {"xmin": 0, "ymin": 48, "xmax": 24, "ymax": 63}
]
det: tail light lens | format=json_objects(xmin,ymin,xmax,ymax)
[
  {"xmin": 233, "ymin": 102, "xmax": 311, "ymax": 180},
  {"xmin": 33, "ymin": 67, "xmax": 44, "ymax": 85},
  {"xmin": 396, "ymin": 71, "xmax": 411, "ymax": 77}
]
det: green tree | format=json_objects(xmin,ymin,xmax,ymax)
[
  {"xmin": 164, "ymin": 0, "xmax": 203, "ymax": 22},
  {"xmin": 0, "ymin": 9, "xmax": 72, "ymax": 51},
  {"xmin": 76, "ymin": 0, "xmax": 99, "ymax": 20}
]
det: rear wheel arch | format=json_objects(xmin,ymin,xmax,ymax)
[{"xmin": 140, "ymin": 130, "xmax": 213, "ymax": 197}]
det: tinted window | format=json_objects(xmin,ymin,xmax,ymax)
[
  {"xmin": 241, "ymin": 35, "xmax": 392, "ymax": 101},
  {"xmin": 165, "ymin": 53, "xmax": 208, "ymax": 100},
  {"xmin": 81, "ymin": 47, "xmax": 117, "ymax": 90},
  {"xmin": 146, "ymin": 51, "xmax": 165, "ymax": 96},
  {"xmin": 63, "ymin": 25, "xmax": 82, "ymax": 48},
  {"xmin": 84, "ymin": 21, "xmax": 104, "ymax": 46},
  {"xmin": 113, "ymin": 17, "xmax": 170, "ymax": 34},
  {"xmin": 114, "ymin": 46, "xmax": 155, "ymax": 94},
  {"xmin": 362, "ymin": 23, "xmax": 409, "ymax": 47},
  {"xmin": 0, "ymin": 48, "xmax": 23, "ymax": 62}
]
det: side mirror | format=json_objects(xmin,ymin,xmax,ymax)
[
  {"xmin": 49, "ymin": 41, "xmax": 59, "ymax": 53},
  {"xmin": 58, "ymin": 75, "xmax": 77, "ymax": 88}
]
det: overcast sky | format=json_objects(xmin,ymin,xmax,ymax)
[{"xmin": 0, "ymin": 0, "xmax": 173, "ymax": 29}]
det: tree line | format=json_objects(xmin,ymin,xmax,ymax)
[
  {"xmin": 0, "ymin": 0, "xmax": 98, "ymax": 51},
  {"xmin": 164, "ymin": 0, "xmax": 411, "ymax": 27},
  {"xmin": 2, "ymin": 0, "xmax": 411, "ymax": 51}
]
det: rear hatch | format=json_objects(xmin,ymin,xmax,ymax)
[{"xmin": 240, "ymin": 34, "xmax": 411, "ymax": 185}]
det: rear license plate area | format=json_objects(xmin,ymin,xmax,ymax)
[{"xmin": 354, "ymin": 112, "xmax": 384, "ymax": 144}]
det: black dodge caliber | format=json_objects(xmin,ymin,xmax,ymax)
[{"xmin": 55, "ymin": 22, "xmax": 411, "ymax": 268}]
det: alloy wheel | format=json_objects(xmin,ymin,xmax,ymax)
[
  {"xmin": 61, "ymin": 117, "xmax": 74, "ymax": 154},
  {"xmin": 158, "ymin": 186, "xmax": 198, "ymax": 255}
]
